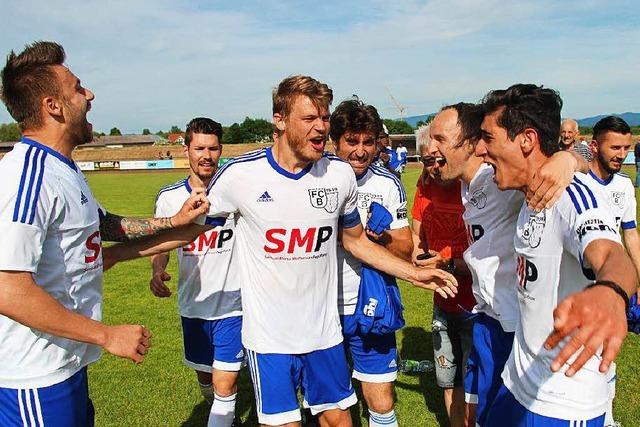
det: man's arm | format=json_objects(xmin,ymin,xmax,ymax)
[
  {"xmin": 149, "ymin": 252, "xmax": 172, "ymax": 297},
  {"xmin": 544, "ymin": 239, "xmax": 637, "ymax": 376},
  {"xmin": 367, "ymin": 226, "xmax": 413, "ymax": 261},
  {"xmin": 0, "ymin": 271, "xmax": 151, "ymax": 363},
  {"xmin": 341, "ymin": 223, "xmax": 458, "ymax": 297},
  {"xmin": 527, "ymin": 150, "xmax": 588, "ymax": 212},
  {"xmin": 623, "ymin": 228, "xmax": 640, "ymax": 296},
  {"xmin": 410, "ymin": 218, "xmax": 470, "ymax": 275}
]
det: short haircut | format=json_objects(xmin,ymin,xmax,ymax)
[
  {"xmin": 482, "ymin": 84, "xmax": 563, "ymax": 156},
  {"xmin": 184, "ymin": 117, "xmax": 223, "ymax": 146},
  {"xmin": 1, "ymin": 41, "xmax": 66, "ymax": 131},
  {"xmin": 329, "ymin": 98, "xmax": 382, "ymax": 144},
  {"xmin": 561, "ymin": 118, "xmax": 578, "ymax": 131},
  {"xmin": 441, "ymin": 102, "xmax": 484, "ymax": 148},
  {"xmin": 592, "ymin": 116, "xmax": 631, "ymax": 140},
  {"xmin": 415, "ymin": 124, "xmax": 431, "ymax": 154},
  {"xmin": 272, "ymin": 75, "xmax": 333, "ymax": 118}
]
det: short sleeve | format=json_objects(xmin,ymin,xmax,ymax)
[
  {"xmin": 202, "ymin": 165, "xmax": 239, "ymax": 226},
  {"xmin": 386, "ymin": 178, "xmax": 409, "ymax": 230},
  {"xmin": 154, "ymin": 192, "xmax": 170, "ymax": 218},
  {"xmin": 340, "ymin": 172, "xmax": 360, "ymax": 229},
  {"xmin": 621, "ymin": 181, "xmax": 637, "ymax": 229},
  {"xmin": 0, "ymin": 170, "xmax": 57, "ymax": 272},
  {"xmin": 411, "ymin": 180, "xmax": 430, "ymax": 222}
]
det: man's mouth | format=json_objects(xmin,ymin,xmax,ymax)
[{"xmin": 309, "ymin": 137, "xmax": 325, "ymax": 151}]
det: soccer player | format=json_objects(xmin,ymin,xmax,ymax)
[
  {"xmin": 476, "ymin": 84, "xmax": 637, "ymax": 427},
  {"xmin": 109, "ymin": 75, "xmax": 458, "ymax": 427},
  {"xmin": 0, "ymin": 41, "xmax": 208, "ymax": 426},
  {"xmin": 426, "ymin": 102, "xmax": 587, "ymax": 426},
  {"xmin": 150, "ymin": 117, "xmax": 242, "ymax": 426},
  {"xmin": 584, "ymin": 115, "xmax": 640, "ymax": 426},
  {"xmin": 330, "ymin": 99, "xmax": 412, "ymax": 427}
]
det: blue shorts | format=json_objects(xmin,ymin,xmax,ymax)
[
  {"xmin": 485, "ymin": 385, "xmax": 605, "ymax": 427},
  {"xmin": 0, "ymin": 367, "xmax": 94, "ymax": 427},
  {"xmin": 246, "ymin": 343, "xmax": 357, "ymax": 425},
  {"xmin": 464, "ymin": 313, "xmax": 514, "ymax": 427},
  {"xmin": 341, "ymin": 314, "xmax": 398, "ymax": 383},
  {"xmin": 181, "ymin": 316, "xmax": 244, "ymax": 372}
]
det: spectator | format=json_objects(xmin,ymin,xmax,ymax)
[
  {"xmin": 166, "ymin": 150, "xmax": 173, "ymax": 160},
  {"xmin": 634, "ymin": 140, "xmax": 640, "ymax": 187},
  {"xmin": 559, "ymin": 118, "xmax": 592, "ymax": 161}
]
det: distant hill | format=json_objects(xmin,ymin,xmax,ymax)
[
  {"xmin": 398, "ymin": 112, "xmax": 640, "ymax": 128},
  {"xmin": 576, "ymin": 112, "xmax": 640, "ymax": 127}
]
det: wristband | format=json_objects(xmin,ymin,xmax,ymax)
[
  {"xmin": 445, "ymin": 258, "xmax": 455, "ymax": 275},
  {"xmin": 586, "ymin": 280, "xmax": 630, "ymax": 313}
]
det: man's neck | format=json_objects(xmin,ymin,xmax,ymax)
[
  {"xmin": 188, "ymin": 174, "xmax": 210, "ymax": 191},
  {"xmin": 461, "ymin": 155, "xmax": 484, "ymax": 185},
  {"xmin": 589, "ymin": 159, "xmax": 611, "ymax": 181},
  {"xmin": 22, "ymin": 128, "xmax": 76, "ymax": 159},
  {"xmin": 271, "ymin": 137, "xmax": 312, "ymax": 173}
]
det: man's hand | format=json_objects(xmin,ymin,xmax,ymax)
[
  {"xmin": 413, "ymin": 250, "xmax": 445, "ymax": 269},
  {"xmin": 102, "ymin": 324, "xmax": 152, "ymax": 364},
  {"xmin": 150, "ymin": 271, "xmax": 172, "ymax": 297},
  {"xmin": 410, "ymin": 267, "xmax": 458, "ymax": 298},
  {"xmin": 527, "ymin": 151, "xmax": 577, "ymax": 212},
  {"xmin": 102, "ymin": 246, "xmax": 117, "ymax": 271},
  {"xmin": 171, "ymin": 188, "xmax": 210, "ymax": 228},
  {"xmin": 544, "ymin": 285, "xmax": 627, "ymax": 376}
]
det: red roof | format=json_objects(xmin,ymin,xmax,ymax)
[{"xmin": 168, "ymin": 133, "xmax": 184, "ymax": 143}]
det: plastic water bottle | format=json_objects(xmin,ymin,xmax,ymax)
[{"xmin": 397, "ymin": 358, "xmax": 434, "ymax": 374}]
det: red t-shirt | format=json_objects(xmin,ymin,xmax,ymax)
[{"xmin": 412, "ymin": 177, "xmax": 476, "ymax": 313}]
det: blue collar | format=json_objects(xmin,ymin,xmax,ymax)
[
  {"xmin": 588, "ymin": 169, "xmax": 613, "ymax": 186},
  {"xmin": 184, "ymin": 177, "xmax": 210, "ymax": 195},
  {"xmin": 266, "ymin": 147, "xmax": 313, "ymax": 180},
  {"xmin": 21, "ymin": 137, "xmax": 77, "ymax": 172}
]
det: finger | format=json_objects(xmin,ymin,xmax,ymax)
[
  {"xmin": 527, "ymin": 179, "xmax": 552, "ymax": 210},
  {"xmin": 434, "ymin": 288, "xmax": 448, "ymax": 299},
  {"xmin": 561, "ymin": 327, "xmax": 601, "ymax": 376},
  {"xmin": 544, "ymin": 186, "xmax": 565, "ymax": 210},
  {"xmin": 131, "ymin": 352, "xmax": 144, "ymax": 364},
  {"xmin": 190, "ymin": 187, "xmax": 206, "ymax": 196},
  {"xmin": 161, "ymin": 272, "xmax": 171, "ymax": 281},
  {"xmin": 142, "ymin": 327, "xmax": 152, "ymax": 338},
  {"xmin": 600, "ymin": 336, "xmax": 624, "ymax": 373},
  {"xmin": 136, "ymin": 344, "xmax": 148, "ymax": 355},
  {"xmin": 544, "ymin": 298, "xmax": 578, "ymax": 350}
]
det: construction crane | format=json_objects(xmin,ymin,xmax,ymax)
[{"xmin": 386, "ymin": 87, "xmax": 406, "ymax": 120}]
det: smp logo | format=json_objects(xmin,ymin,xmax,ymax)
[
  {"xmin": 309, "ymin": 188, "xmax": 339, "ymax": 213},
  {"xmin": 85, "ymin": 230, "xmax": 102, "ymax": 263},
  {"xmin": 184, "ymin": 229, "xmax": 233, "ymax": 253},
  {"xmin": 264, "ymin": 226, "xmax": 333, "ymax": 254},
  {"xmin": 516, "ymin": 255, "xmax": 538, "ymax": 290},
  {"xmin": 466, "ymin": 224, "xmax": 485, "ymax": 244}
]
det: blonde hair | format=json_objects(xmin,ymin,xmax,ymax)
[{"xmin": 272, "ymin": 75, "xmax": 333, "ymax": 118}]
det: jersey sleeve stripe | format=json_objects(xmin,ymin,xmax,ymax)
[
  {"xmin": 20, "ymin": 149, "xmax": 43, "ymax": 223},
  {"xmin": 340, "ymin": 207, "xmax": 361, "ymax": 229},
  {"xmin": 566, "ymin": 186, "xmax": 583, "ymax": 214},
  {"xmin": 370, "ymin": 166, "xmax": 406, "ymax": 203},
  {"xmin": 572, "ymin": 177, "xmax": 598, "ymax": 208},
  {"xmin": 12, "ymin": 145, "xmax": 34, "ymax": 222},
  {"xmin": 27, "ymin": 152, "xmax": 47, "ymax": 225},
  {"xmin": 208, "ymin": 150, "xmax": 267, "ymax": 191},
  {"xmin": 621, "ymin": 220, "xmax": 636, "ymax": 229},
  {"xmin": 155, "ymin": 178, "xmax": 188, "ymax": 202},
  {"xmin": 570, "ymin": 182, "xmax": 591, "ymax": 210}
]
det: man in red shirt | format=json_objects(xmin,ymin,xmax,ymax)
[{"xmin": 411, "ymin": 125, "xmax": 476, "ymax": 427}]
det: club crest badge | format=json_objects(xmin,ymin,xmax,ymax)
[
  {"xmin": 470, "ymin": 189, "xmax": 487, "ymax": 209},
  {"xmin": 611, "ymin": 191, "xmax": 625, "ymax": 208},
  {"xmin": 522, "ymin": 211, "xmax": 546, "ymax": 248},
  {"xmin": 309, "ymin": 188, "xmax": 339, "ymax": 213}
]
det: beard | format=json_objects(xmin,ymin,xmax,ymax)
[
  {"xmin": 286, "ymin": 131, "xmax": 323, "ymax": 163},
  {"xmin": 598, "ymin": 151, "xmax": 622, "ymax": 174},
  {"xmin": 64, "ymin": 101, "xmax": 93, "ymax": 146}
]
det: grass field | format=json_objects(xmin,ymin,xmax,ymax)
[{"xmin": 89, "ymin": 166, "xmax": 640, "ymax": 427}]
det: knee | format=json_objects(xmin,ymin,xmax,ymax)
[
  {"xmin": 365, "ymin": 393, "xmax": 395, "ymax": 414},
  {"xmin": 212, "ymin": 376, "xmax": 238, "ymax": 397}
]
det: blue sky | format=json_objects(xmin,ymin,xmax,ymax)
[{"xmin": 1, "ymin": 0, "xmax": 639, "ymax": 133}]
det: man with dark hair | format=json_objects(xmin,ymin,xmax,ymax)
[
  {"xmin": 330, "ymin": 98, "xmax": 412, "ymax": 427},
  {"xmin": 150, "ymin": 117, "xmax": 243, "ymax": 427},
  {"xmin": 0, "ymin": 41, "xmax": 207, "ymax": 426},
  {"xmin": 425, "ymin": 102, "xmax": 584, "ymax": 427},
  {"xmin": 584, "ymin": 116, "xmax": 639, "ymax": 427},
  {"xmin": 476, "ymin": 84, "xmax": 637, "ymax": 426},
  {"xmin": 108, "ymin": 75, "xmax": 458, "ymax": 427}
]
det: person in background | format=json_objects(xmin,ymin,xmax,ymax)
[
  {"xmin": 395, "ymin": 141, "xmax": 408, "ymax": 173},
  {"xmin": 559, "ymin": 118, "xmax": 592, "ymax": 161},
  {"xmin": 634, "ymin": 139, "xmax": 640, "ymax": 187}
]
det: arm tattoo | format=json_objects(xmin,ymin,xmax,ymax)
[{"xmin": 100, "ymin": 212, "xmax": 173, "ymax": 242}]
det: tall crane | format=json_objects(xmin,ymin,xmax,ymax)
[{"xmin": 386, "ymin": 87, "xmax": 406, "ymax": 120}]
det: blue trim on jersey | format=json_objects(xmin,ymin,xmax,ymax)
[
  {"xmin": 155, "ymin": 178, "xmax": 188, "ymax": 203},
  {"xmin": 369, "ymin": 165, "xmax": 406, "ymax": 203},
  {"xmin": 208, "ymin": 149, "xmax": 267, "ymax": 191},
  {"xmin": 322, "ymin": 152, "xmax": 348, "ymax": 163},
  {"xmin": 22, "ymin": 137, "xmax": 77, "ymax": 172},
  {"xmin": 622, "ymin": 220, "xmax": 637, "ymax": 229},
  {"xmin": 587, "ymin": 169, "xmax": 613, "ymax": 186},
  {"xmin": 28, "ymin": 151, "xmax": 47, "ymax": 225},
  {"xmin": 13, "ymin": 147, "xmax": 48, "ymax": 225},
  {"xmin": 341, "ymin": 207, "xmax": 361, "ymax": 229},
  {"xmin": 265, "ymin": 147, "xmax": 313, "ymax": 180},
  {"xmin": 205, "ymin": 216, "xmax": 226, "ymax": 227},
  {"xmin": 13, "ymin": 145, "xmax": 34, "ymax": 222},
  {"xmin": 20, "ymin": 149, "xmax": 43, "ymax": 224},
  {"xmin": 566, "ymin": 186, "xmax": 583, "ymax": 214},
  {"xmin": 572, "ymin": 177, "xmax": 598, "ymax": 208}
]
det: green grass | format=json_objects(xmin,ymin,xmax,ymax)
[{"xmin": 88, "ymin": 167, "xmax": 640, "ymax": 426}]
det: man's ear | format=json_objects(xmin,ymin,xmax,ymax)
[
  {"xmin": 42, "ymin": 95, "xmax": 64, "ymax": 120},
  {"xmin": 520, "ymin": 128, "xmax": 538, "ymax": 155},
  {"xmin": 273, "ymin": 113, "xmax": 286, "ymax": 132},
  {"xmin": 589, "ymin": 140, "xmax": 599, "ymax": 156}
]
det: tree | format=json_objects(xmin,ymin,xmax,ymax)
[
  {"xmin": 169, "ymin": 125, "xmax": 182, "ymax": 134},
  {"xmin": 222, "ymin": 123, "xmax": 251, "ymax": 144},
  {"xmin": 383, "ymin": 119, "xmax": 414, "ymax": 134},
  {"xmin": 241, "ymin": 117, "xmax": 274, "ymax": 141},
  {"xmin": 0, "ymin": 122, "xmax": 21, "ymax": 142},
  {"xmin": 109, "ymin": 127, "xmax": 122, "ymax": 136},
  {"xmin": 142, "ymin": 128, "xmax": 151, "ymax": 135},
  {"xmin": 415, "ymin": 115, "xmax": 436, "ymax": 129}
]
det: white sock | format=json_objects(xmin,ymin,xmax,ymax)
[
  {"xmin": 207, "ymin": 392, "xmax": 237, "ymax": 427},
  {"xmin": 198, "ymin": 381, "xmax": 214, "ymax": 405},
  {"xmin": 369, "ymin": 409, "xmax": 398, "ymax": 427}
]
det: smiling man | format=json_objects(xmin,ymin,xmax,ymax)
[{"xmin": 475, "ymin": 84, "xmax": 637, "ymax": 427}]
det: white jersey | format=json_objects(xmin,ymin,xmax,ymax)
[
  {"xmin": 583, "ymin": 169, "xmax": 637, "ymax": 231},
  {"xmin": 155, "ymin": 178, "xmax": 241, "ymax": 320},
  {"xmin": 0, "ymin": 138, "xmax": 103, "ymax": 388},
  {"xmin": 503, "ymin": 173, "xmax": 620, "ymax": 420},
  {"xmin": 202, "ymin": 148, "xmax": 360, "ymax": 354},
  {"xmin": 337, "ymin": 165, "xmax": 409, "ymax": 315},
  {"xmin": 461, "ymin": 164, "xmax": 521, "ymax": 332}
]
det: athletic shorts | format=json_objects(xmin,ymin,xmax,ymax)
[
  {"xmin": 485, "ymin": 385, "xmax": 605, "ymax": 427},
  {"xmin": 246, "ymin": 343, "xmax": 357, "ymax": 425},
  {"xmin": 431, "ymin": 304, "xmax": 474, "ymax": 388},
  {"xmin": 341, "ymin": 314, "xmax": 398, "ymax": 383},
  {"xmin": 464, "ymin": 313, "xmax": 515, "ymax": 427},
  {"xmin": 181, "ymin": 315, "xmax": 244, "ymax": 372},
  {"xmin": 0, "ymin": 367, "xmax": 94, "ymax": 427}
]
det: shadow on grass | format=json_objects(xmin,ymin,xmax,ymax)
[{"xmin": 395, "ymin": 326, "xmax": 449, "ymax": 427}]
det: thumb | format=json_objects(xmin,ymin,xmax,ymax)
[{"xmin": 161, "ymin": 271, "xmax": 171, "ymax": 281}]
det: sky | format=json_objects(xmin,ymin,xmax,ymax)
[{"xmin": 1, "ymin": 0, "xmax": 639, "ymax": 133}]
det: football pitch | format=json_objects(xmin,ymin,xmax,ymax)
[{"xmin": 89, "ymin": 167, "xmax": 640, "ymax": 427}]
